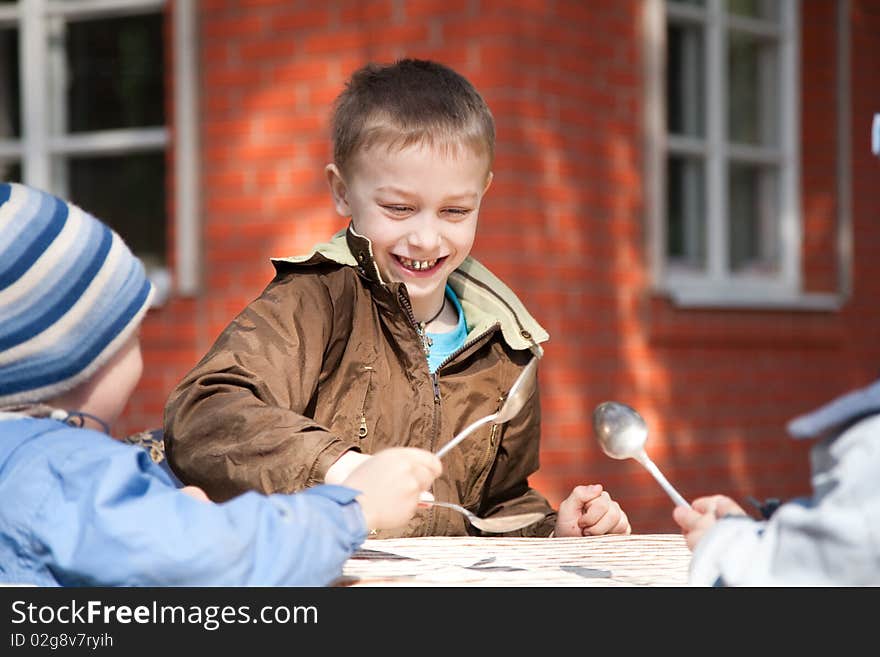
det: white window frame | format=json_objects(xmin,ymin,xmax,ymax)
[
  {"xmin": 0, "ymin": 0, "xmax": 200, "ymax": 301},
  {"xmin": 644, "ymin": 0, "xmax": 847, "ymax": 311}
]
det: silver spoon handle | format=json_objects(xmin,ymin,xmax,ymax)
[
  {"xmin": 435, "ymin": 412, "xmax": 498, "ymax": 459},
  {"xmin": 421, "ymin": 500, "xmax": 468, "ymax": 515},
  {"xmin": 635, "ymin": 451, "xmax": 691, "ymax": 508}
]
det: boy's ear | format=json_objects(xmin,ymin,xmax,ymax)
[
  {"xmin": 482, "ymin": 171, "xmax": 494, "ymax": 195},
  {"xmin": 325, "ymin": 164, "xmax": 352, "ymax": 217}
]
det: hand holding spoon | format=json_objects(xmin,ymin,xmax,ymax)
[{"xmin": 592, "ymin": 401, "xmax": 691, "ymax": 508}]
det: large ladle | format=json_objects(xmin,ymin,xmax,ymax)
[
  {"xmin": 435, "ymin": 357, "xmax": 538, "ymax": 459},
  {"xmin": 592, "ymin": 401, "xmax": 691, "ymax": 508}
]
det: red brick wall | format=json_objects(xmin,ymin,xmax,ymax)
[{"xmin": 122, "ymin": 0, "xmax": 880, "ymax": 534}]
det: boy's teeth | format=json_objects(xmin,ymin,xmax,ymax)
[{"xmin": 399, "ymin": 257, "xmax": 437, "ymax": 271}]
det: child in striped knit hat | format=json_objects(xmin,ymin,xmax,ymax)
[{"xmin": 0, "ymin": 182, "xmax": 440, "ymax": 586}]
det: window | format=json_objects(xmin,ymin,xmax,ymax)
[
  {"xmin": 645, "ymin": 0, "xmax": 838, "ymax": 309},
  {"xmin": 0, "ymin": 0, "xmax": 199, "ymax": 302}
]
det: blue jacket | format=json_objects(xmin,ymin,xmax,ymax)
[
  {"xmin": 0, "ymin": 416, "xmax": 367, "ymax": 586},
  {"xmin": 689, "ymin": 379, "xmax": 880, "ymax": 586}
]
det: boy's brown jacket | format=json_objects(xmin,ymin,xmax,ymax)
[{"xmin": 164, "ymin": 226, "xmax": 556, "ymax": 537}]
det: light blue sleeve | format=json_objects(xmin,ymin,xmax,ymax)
[
  {"xmin": 27, "ymin": 432, "xmax": 368, "ymax": 586},
  {"xmin": 689, "ymin": 415, "xmax": 880, "ymax": 586}
]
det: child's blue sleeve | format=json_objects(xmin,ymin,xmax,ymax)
[{"xmin": 27, "ymin": 435, "xmax": 367, "ymax": 586}]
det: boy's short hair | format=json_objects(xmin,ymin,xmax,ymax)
[
  {"xmin": 332, "ymin": 58, "xmax": 495, "ymax": 175},
  {"xmin": 0, "ymin": 182, "xmax": 154, "ymax": 406}
]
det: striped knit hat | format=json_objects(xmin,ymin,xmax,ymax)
[{"xmin": 0, "ymin": 182, "xmax": 154, "ymax": 406}]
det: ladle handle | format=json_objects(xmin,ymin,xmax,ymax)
[
  {"xmin": 635, "ymin": 451, "xmax": 691, "ymax": 508},
  {"xmin": 435, "ymin": 412, "xmax": 498, "ymax": 459}
]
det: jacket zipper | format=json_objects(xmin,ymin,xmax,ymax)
[
  {"xmin": 481, "ymin": 422, "xmax": 500, "ymax": 477},
  {"xmin": 433, "ymin": 324, "xmax": 498, "ymax": 373},
  {"xmin": 357, "ymin": 366, "xmax": 374, "ymax": 439},
  {"xmin": 397, "ymin": 288, "xmax": 441, "ymax": 534},
  {"xmin": 397, "ymin": 284, "xmax": 534, "ymax": 535}
]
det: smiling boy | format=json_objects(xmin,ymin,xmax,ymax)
[{"xmin": 164, "ymin": 59, "xmax": 630, "ymax": 538}]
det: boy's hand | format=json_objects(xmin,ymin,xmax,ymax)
[
  {"xmin": 554, "ymin": 484, "xmax": 631, "ymax": 537},
  {"xmin": 342, "ymin": 447, "xmax": 442, "ymax": 531},
  {"xmin": 672, "ymin": 495, "xmax": 748, "ymax": 551}
]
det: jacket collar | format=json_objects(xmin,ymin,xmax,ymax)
[{"xmin": 271, "ymin": 225, "xmax": 549, "ymax": 354}]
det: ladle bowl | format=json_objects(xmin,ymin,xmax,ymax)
[
  {"xmin": 592, "ymin": 401, "xmax": 691, "ymax": 508},
  {"xmin": 435, "ymin": 357, "xmax": 538, "ymax": 459}
]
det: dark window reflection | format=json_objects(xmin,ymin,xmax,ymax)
[
  {"xmin": 67, "ymin": 152, "xmax": 167, "ymax": 267},
  {"xmin": 728, "ymin": 162, "xmax": 779, "ymax": 274},
  {"xmin": 667, "ymin": 154, "xmax": 706, "ymax": 269},
  {"xmin": 0, "ymin": 159, "xmax": 22, "ymax": 182},
  {"xmin": 0, "ymin": 27, "xmax": 20, "ymax": 138},
  {"xmin": 726, "ymin": 0, "xmax": 778, "ymax": 21},
  {"xmin": 666, "ymin": 22, "xmax": 705, "ymax": 138},
  {"xmin": 66, "ymin": 14, "xmax": 165, "ymax": 132}
]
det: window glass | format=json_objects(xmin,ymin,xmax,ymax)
[
  {"xmin": 667, "ymin": 154, "xmax": 706, "ymax": 269},
  {"xmin": 727, "ymin": 31, "xmax": 779, "ymax": 146},
  {"xmin": 0, "ymin": 159, "xmax": 21, "ymax": 181},
  {"xmin": 667, "ymin": 21, "xmax": 705, "ymax": 137},
  {"xmin": 0, "ymin": 26, "xmax": 20, "ymax": 139},
  {"xmin": 726, "ymin": 0, "xmax": 779, "ymax": 21},
  {"xmin": 728, "ymin": 162, "xmax": 779, "ymax": 274},
  {"xmin": 670, "ymin": 0, "xmax": 706, "ymax": 7},
  {"xmin": 65, "ymin": 14, "xmax": 165, "ymax": 133},
  {"xmin": 66, "ymin": 152, "xmax": 167, "ymax": 270}
]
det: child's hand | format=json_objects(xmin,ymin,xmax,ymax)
[
  {"xmin": 672, "ymin": 495, "xmax": 747, "ymax": 551},
  {"xmin": 324, "ymin": 450, "xmax": 372, "ymax": 485},
  {"xmin": 342, "ymin": 447, "xmax": 442, "ymax": 531},
  {"xmin": 554, "ymin": 484, "xmax": 631, "ymax": 537},
  {"xmin": 181, "ymin": 485, "xmax": 210, "ymax": 502}
]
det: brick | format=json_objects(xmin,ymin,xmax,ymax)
[
  {"xmin": 273, "ymin": 59, "xmax": 332, "ymax": 84},
  {"xmin": 239, "ymin": 38, "xmax": 298, "ymax": 61},
  {"xmin": 403, "ymin": 0, "xmax": 470, "ymax": 19},
  {"xmin": 271, "ymin": 8, "xmax": 332, "ymax": 31},
  {"xmin": 340, "ymin": 1, "xmax": 393, "ymax": 24},
  {"xmin": 202, "ymin": 15, "xmax": 265, "ymax": 40},
  {"xmin": 258, "ymin": 113, "xmax": 324, "ymax": 136}
]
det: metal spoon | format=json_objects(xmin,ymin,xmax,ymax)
[
  {"xmin": 592, "ymin": 401, "xmax": 691, "ymax": 508},
  {"xmin": 435, "ymin": 357, "xmax": 538, "ymax": 459},
  {"xmin": 422, "ymin": 500, "xmax": 545, "ymax": 533}
]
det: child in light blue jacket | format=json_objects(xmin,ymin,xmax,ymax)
[{"xmin": 0, "ymin": 182, "xmax": 440, "ymax": 586}]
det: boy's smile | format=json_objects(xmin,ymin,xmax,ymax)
[{"xmin": 326, "ymin": 143, "xmax": 492, "ymax": 322}]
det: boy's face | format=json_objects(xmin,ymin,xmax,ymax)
[{"xmin": 326, "ymin": 143, "xmax": 492, "ymax": 313}]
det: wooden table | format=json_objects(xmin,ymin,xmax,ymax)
[{"xmin": 338, "ymin": 534, "xmax": 692, "ymax": 587}]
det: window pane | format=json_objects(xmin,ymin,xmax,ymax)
[
  {"xmin": 66, "ymin": 152, "xmax": 166, "ymax": 269},
  {"xmin": 728, "ymin": 162, "xmax": 779, "ymax": 274},
  {"xmin": 727, "ymin": 31, "xmax": 779, "ymax": 146},
  {"xmin": 726, "ymin": 0, "xmax": 779, "ymax": 21},
  {"xmin": 0, "ymin": 159, "xmax": 21, "ymax": 181},
  {"xmin": 64, "ymin": 14, "xmax": 165, "ymax": 133},
  {"xmin": 0, "ymin": 26, "xmax": 20, "ymax": 138},
  {"xmin": 667, "ymin": 154, "xmax": 706, "ymax": 269},
  {"xmin": 667, "ymin": 21, "xmax": 705, "ymax": 137},
  {"xmin": 669, "ymin": 0, "xmax": 706, "ymax": 7}
]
